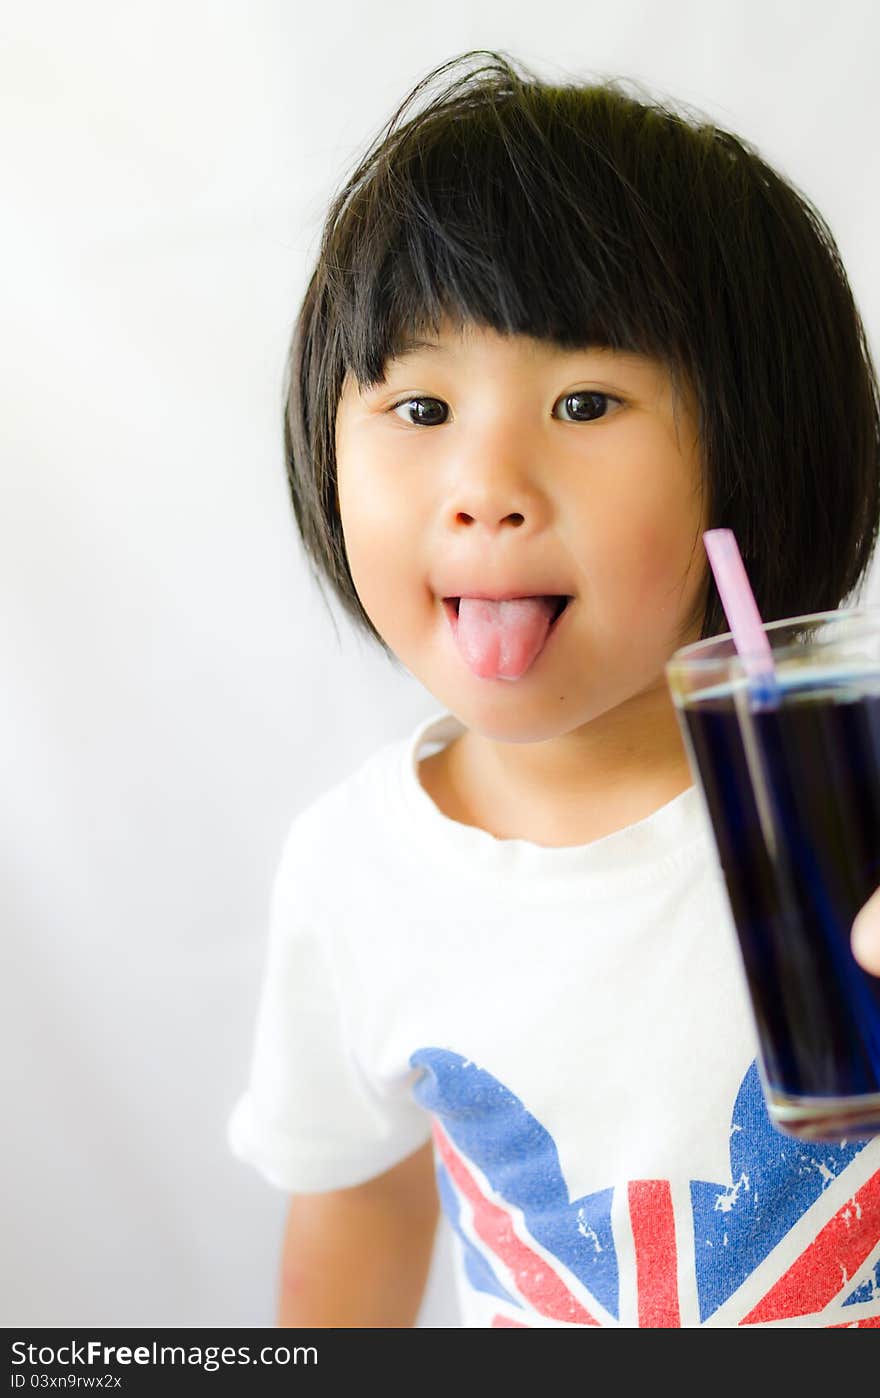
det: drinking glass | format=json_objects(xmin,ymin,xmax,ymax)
[{"xmin": 666, "ymin": 608, "xmax": 880, "ymax": 1141}]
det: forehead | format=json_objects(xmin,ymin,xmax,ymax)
[{"xmin": 387, "ymin": 322, "xmax": 645, "ymax": 366}]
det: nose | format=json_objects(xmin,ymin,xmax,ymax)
[{"xmin": 444, "ymin": 436, "xmax": 551, "ymax": 538}]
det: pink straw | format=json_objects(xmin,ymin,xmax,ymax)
[{"xmin": 703, "ymin": 529, "xmax": 778, "ymax": 695}]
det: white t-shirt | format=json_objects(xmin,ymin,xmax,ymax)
[{"xmin": 227, "ymin": 709, "xmax": 880, "ymax": 1328}]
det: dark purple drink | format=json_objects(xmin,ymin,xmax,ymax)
[{"xmin": 679, "ymin": 671, "xmax": 880, "ymax": 1140}]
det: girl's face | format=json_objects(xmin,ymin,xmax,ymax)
[{"xmin": 335, "ymin": 319, "xmax": 708, "ymax": 744}]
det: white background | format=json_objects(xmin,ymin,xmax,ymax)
[{"xmin": 4, "ymin": 0, "xmax": 880, "ymax": 1328}]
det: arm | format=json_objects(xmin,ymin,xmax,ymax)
[{"xmin": 276, "ymin": 1137, "xmax": 440, "ymax": 1328}]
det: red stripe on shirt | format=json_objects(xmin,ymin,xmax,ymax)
[
  {"xmin": 432, "ymin": 1119, "xmax": 600, "ymax": 1326},
  {"xmin": 628, "ymin": 1179, "xmax": 682, "ymax": 1327},
  {"xmin": 741, "ymin": 1169, "xmax": 880, "ymax": 1325}
]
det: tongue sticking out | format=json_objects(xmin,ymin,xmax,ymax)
[{"xmin": 452, "ymin": 596, "xmax": 560, "ymax": 680}]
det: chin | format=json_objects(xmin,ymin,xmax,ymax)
[{"xmin": 424, "ymin": 682, "xmax": 591, "ymax": 745}]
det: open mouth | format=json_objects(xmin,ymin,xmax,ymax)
[
  {"xmin": 441, "ymin": 594, "xmax": 574, "ymax": 680},
  {"xmin": 443, "ymin": 595, "xmax": 572, "ymax": 624}
]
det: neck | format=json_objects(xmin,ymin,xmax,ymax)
[{"xmin": 444, "ymin": 681, "xmax": 694, "ymax": 847}]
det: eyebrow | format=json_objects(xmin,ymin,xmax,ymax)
[{"xmin": 391, "ymin": 338, "xmax": 447, "ymax": 359}]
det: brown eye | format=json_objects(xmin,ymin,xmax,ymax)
[
  {"xmin": 555, "ymin": 391, "xmax": 619, "ymax": 423},
  {"xmin": 390, "ymin": 396, "xmax": 449, "ymax": 426}
]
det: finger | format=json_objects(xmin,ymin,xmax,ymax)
[{"xmin": 851, "ymin": 885, "xmax": 880, "ymax": 976}]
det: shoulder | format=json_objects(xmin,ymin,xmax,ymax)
[{"xmin": 272, "ymin": 728, "xmax": 411, "ymax": 890}]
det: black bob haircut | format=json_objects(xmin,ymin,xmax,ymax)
[{"xmin": 284, "ymin": 49, "xmax": 880, "ymax": 656}]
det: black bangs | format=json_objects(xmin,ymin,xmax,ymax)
[{"xmin": 326, "ymin": 66, "xmax": 692, "ymax": 393}]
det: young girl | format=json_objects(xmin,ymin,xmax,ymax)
[{"xmin": 227, "ymin": 50, "xmax": 880, "ymax": 1328}]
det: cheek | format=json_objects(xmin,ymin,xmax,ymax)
[
  {"xmin": 337, "ymin": 454, "xmax": 423, "ymax": 627},
  {"xmin": 337, "ymin": 440, "xmax": 386, "ymax": 566},
  {"xmin": 631, "ymin": 524, "xmax": 692, "ymax": 602},
  {"xmin": 340, "ymin": 501, "xmax": 398, "ymax": 616},
  {"xmin": 587, "ymin": 477, "xmax": 704, "ymax": 623},
  {"xmin": 631, "ymin": 510, "xmax": 706, "ymax": 633}
]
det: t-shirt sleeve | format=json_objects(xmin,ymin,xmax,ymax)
[{"xmin": 225, "ymin": 807, "xmax": 432, "ymax": 1192}]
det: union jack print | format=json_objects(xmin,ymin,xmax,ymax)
[{"xmin": 410, "ymin": 1048, "xmax": 880, "ymax": 1327}]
